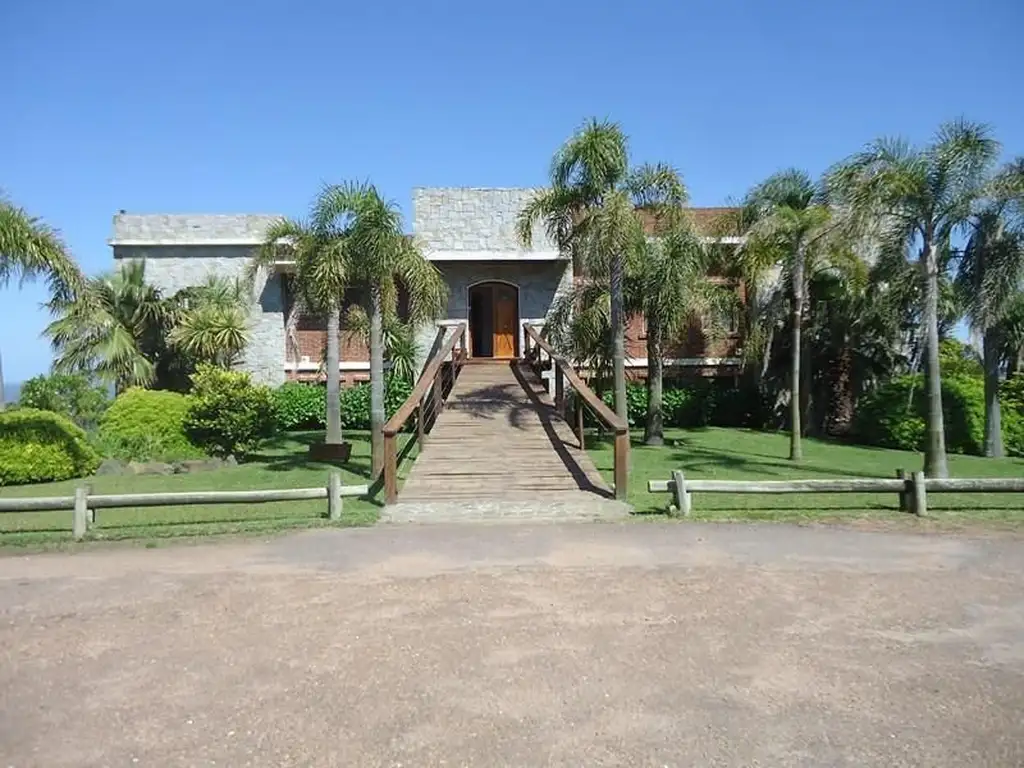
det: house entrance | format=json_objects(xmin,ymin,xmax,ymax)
[{"xmin": 468, "ymin": 282, "xmax": 519, "ymax": 358}]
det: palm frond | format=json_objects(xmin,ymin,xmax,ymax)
[{"xmin": 550, "ymin": 118, "xmax": 629, "ymax": 197}]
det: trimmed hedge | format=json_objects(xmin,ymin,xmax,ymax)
[
  {"xmin": 97, "ymin": 388, "xmax": 204, "ymax": 462},
  {"xmin": 272, "ymin": 378, "xmax": 416, "ymax": 431},
  {"xmin": 183, "ymin": 366, "xmax": 277, "ymax": 458},
  {"xmin": 0, "ymin": 408, "xmax": 101, "ymax": 486}
]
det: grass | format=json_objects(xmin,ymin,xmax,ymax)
[
  {"xmin": 0, "ymin": 430, "xmax": 420, "ymax": 548},
  {"xmin": 588, "ymin": 427, "xmax": 1024, "ymax": 525}
]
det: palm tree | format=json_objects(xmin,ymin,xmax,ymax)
[
  {"xmin": 829, "ymin": 120, "xmax": 1000, "ymax": 477},
  {"xmin": 640, "ymin": 226, "xmax": 732, "ymax": 445},
  {"xmin": 955, "ymin": 159, "xmax": 1024, "ymax": 457},
  {"xmin": 167, "ymin": 276, "xmax": 251, "ymax": 369},
  {"xmin": 46, "ymin": 260, "xmax": 169, "ymax": 391},
  {"xmin": 254, "ymin": 202, "xmax": 352, "ymax": 453},
  {"xmin": 0, "ymin": 197, "xmax": 84, "ymax": 408},
  {"xmin": 740, "ymin": 170, "xmax": 831, "ymax": 460},
  {"xmin": 518, "ymin": 119, "xmax": 685, "ymax": 425},
  {"xmin": 313, "ymin": 182, "xmax": 447, "ymax": 475}
]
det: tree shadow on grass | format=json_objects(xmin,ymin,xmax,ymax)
[{"xmin": 246, "ymin": 431, "xmax": 375, "ymax": 479}]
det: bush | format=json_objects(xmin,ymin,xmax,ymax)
[
  {"xmin": 98, "ymin": 388, "xmax": 202, "ymax": 461},
  {"xmin": 0, "ymin": 408, "xmax": 101, "ymax": 485},
  {"xmin": 272, "ymin": 377, "xmax": 416, "ymax": 432},
  {"xmin": 18, "ymin": 373, "xmax": 109, "ymax": 430},
  {"xmin": 183, "ymin": 366, "xmax": 277, "ymax": 458},
  {"xmin": 273, "ymin": 382, "xmax": 326, "ymax": 430},
  {"xmin": 853, "ymin": 374, "xmax": 987, "ymax": 455}
]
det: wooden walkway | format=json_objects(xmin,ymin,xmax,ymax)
[{"xmin": 398, "ymin": 361, "xmax": 614, "ymax": 504}]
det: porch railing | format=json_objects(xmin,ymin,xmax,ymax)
[
  {"xmin": 523, "ymin": 323, "xmax": 629, "ymax": 500},
  {"xmin": 382, "ymin": 323, "xmax": 468, "ymax": 504}
]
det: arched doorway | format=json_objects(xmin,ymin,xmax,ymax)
[{"xmin": 468, "ymin": 281, "xmax": 519, "ymax": 358}]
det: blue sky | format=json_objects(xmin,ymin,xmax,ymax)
[{"xmin": 2, "ymin": 0, "xmax": 1022, "ymax": 382}]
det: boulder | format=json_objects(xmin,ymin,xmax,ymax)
[
  {"xmin": 94, "ymin": 458, "xmax": 128, "ymax": 476},
  {"xmin": 173, "ymin": 458, "xmax": 225, "ymax": 474},
  {"xmin": 127, "ymin": 461, "xmax": 175, "ymax": 476}
]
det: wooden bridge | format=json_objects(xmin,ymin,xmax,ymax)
[{"xmin": 383, "ymin": 324, "xmax": 629, "ymax": 514}]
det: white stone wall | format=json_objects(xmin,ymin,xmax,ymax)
[
  {"xmin": 113, "ymin": 245, "xmax": 286, "ymax": 387},
  {"xmin": 412, "ymin": 188, "xmax": 556, "ymax": 253}
]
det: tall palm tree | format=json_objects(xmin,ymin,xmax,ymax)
[
  {"xmin": 955, "ymin": 158, "xmax": 1024, "ymax": 457},
  {"xmin": 254, "ymin": 202, "xmax": 352, "ymax": 451},
  {"xmin": 312, "ymin": 182, "xmax": 446, "ymax": 475},
  {"xmin": 518, "ymin": 119, "xmax": 685, "ymax": 425},
  {"xmin": 740, "ymin": 170, "xmax": 831, "ymax": 460},
  {"xmin": 0, "ymin": 197, "xmax": 84, "ymax": 408},
  {"xmin": 829, "ymin": 120, "xmax": 1000, "ymax": 477}
]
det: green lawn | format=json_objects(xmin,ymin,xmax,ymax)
[
  {"xmin": 0, "ymin": 430, "xmax": 420, "ymax": 547},
  {"xmin": 588, "ymin": 427, "xmax": 1024, "ymax": 524}
]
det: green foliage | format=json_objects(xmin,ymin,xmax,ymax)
[
  {"xmin": 98, "ymin": 387, "xmax": 202, "ymax": 462},
  {"xmin": 854, "ymin": 374, "xmax": 992, "ymax": 455},
  {"xmin": 570, "ymin": 380, "xmax": 762, "ymax": 430},
  {"xmin": 272, "ymin": 382, "xmax": 326, "ymax": 430},
  {"xmin": 18, "ymin": 373, "xmax": 109, "ymax": 429},
  {"xmin": 939, "ymin": 338, "xmax": 983, "ymax": 377},
  {"xmin": 1000, "ymin": 376, "xmax": 1024, "ymax": 457},
  {"xmin": 0, "ymin": 408, "xmax": 100, "ymax": 486},
  {"xmin": 183, "ymin": 365, "xmax": 277, "ymax": 458},
  {"xmin": 271, "ymin": 377, "xmax": 415, "ymax": 431}
]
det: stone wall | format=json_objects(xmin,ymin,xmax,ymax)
[
  {"xmin": 113, "ymin": 245, "xmax": 286, "ymax": 387},
  {"xmin": 412, "ymin": 188, "xmax": 556, "ymax": 253}
]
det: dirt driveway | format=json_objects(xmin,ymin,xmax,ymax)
[{"xmin": 1, "ymin": 522, "xmax": 1023, "ymax": 767}]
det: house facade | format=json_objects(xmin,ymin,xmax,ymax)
[{"xmin": 110, "ymin": 188, "xmax": 742, "ymax": 387}]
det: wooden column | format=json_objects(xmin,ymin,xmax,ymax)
[
  {"xmin": 895, "ymin": 469, "xmax": 908, "ymax": 512},
  {"xmin": 417, "ymin": 398, "xmax": 426, "ymax": 446},
  {"xmin": 327, "ymin": 471, "xmax": 343, "ymax": 520},
  {"xmin": 432, "ymin": 368, "xmax": 443, "ymax": 416},
  {"xmin": 73, "ymin": 486, "xmax": 88, "ymax": 541},
  {"xmin": 671, "ymin": 470, "xmax": 691, "ymax": 517},
  {"xmin": 911, "ymin": 471, "xmax": 927, "ymax": 517},
  {"xmin": 614, "ymin": 430, "xmax": 629, "ymax": 501},
  {"xmin": 576, "ymin": 400, "xmax": 585, "ymax": 450},
  {"xmin": 554, "ymin": 366, "xmax": 564, "ymax": 415}
]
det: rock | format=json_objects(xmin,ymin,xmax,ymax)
[
  {"xmin": 224, "ymin": 455, "xmax": 238, "ymax": 467},
  {"xmin": 127, "ymin": 461, "xmax": 175, "ymax": 476},
  {"xmin": 173, "ymin": 458, "xmax": 225, "ymax": 474},
  {"xmin": 94, "ymin": 458, "xmax": 128, "ymax": 476}
]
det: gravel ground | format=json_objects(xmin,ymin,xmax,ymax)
[{"xmin": 1, "ymin": 522, "xmax": 1023, "ymax": 767}]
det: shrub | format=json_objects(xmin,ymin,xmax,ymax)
[
  {"xmin": 273, "ymin": 382, "xmax": 326, "ymax": 430},
  {"xmin": 183, "ymin": 365, "xmax": 277, "ymax": 458},
  {"xmin": 18, "ymin": 373, "xmax": 109, "ymax": 430},
  {"xmin": 0, "ymin": 408, "xmax": 101, "ymax": 485},
  {"xmin": 853, "ymin": 374, "xmax": 987, "ymax": 455},
  {"xmin": 99, "ymin": 388, "xmax": 202, "ymax": 461}
]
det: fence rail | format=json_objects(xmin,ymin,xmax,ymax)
[
  {"xmin": 0, "ymin": 472, "xmax": 368, "ymax": 540},
  {"xmin": 648, "ymin": 470, "xmax": 1024, "ymax": 517}
]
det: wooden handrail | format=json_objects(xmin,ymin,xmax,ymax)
[
  {"xmin": 383, "ymin": 323, "xmax": 467, "ymax": 504},
  {"xmin": 523, "ymin": 323, "xmax": 629, "ymax": 500}
]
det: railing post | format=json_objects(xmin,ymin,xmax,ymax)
[
  {"xmin": 460, "ymin": 327, "xmax": 467, "ymax": 363},
  {"xmin": 417, "ymin": 398, "xmax": 426, "ymax": 446},
  {"xmin": 575, "ymin": 398, "xmax": 585, "ymax": 450},
  {"xmin": 523, "ymin": 328, "xmax": 531, "ymax": 360},
  {"xmin": 671, "ymin": 470, "xmax": 691, "ymax": 517},
  {"xmin": 614, "ymin": 430, "xmax": 629, "ymax": 501},
  {"xmin": 555, "ymin": 365, "xmax": 564, "ymax": 415},
  {"xmin": 384, "ymin": 432, "xmax": 398, "ymax": 505},
  {"xmin": 73, "ymin": 485, "xmax": 88, "ymax": 540},
  {"xmin": 327, "ymin": 471, "xmax": 343, "ymax": 520},
  {"xmin": 895, "ymin": 468, "xmax": 908, "ymax": 512},
  {"xmin": 911, "ymin": 471, "xmax": 927, "ymax": 517},
  {"xmin": 432, "ymin": 368, "xmax": 443, "ymax": 416}
]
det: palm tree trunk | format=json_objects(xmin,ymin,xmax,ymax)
[
  {"xmin": 369, "ymin": 284, "xmax": 385, "ymax": 476},
  {"xmin": 325, "ymin": 307, "xmax": 343, "ymax": 445},
  {"xmin": 982, "ymin": 328, "xmax": 1004, "ymax": 458},
  {"xmin": 610, "ymin": 252, "xmax": 628, "ymax": 427},
  {"xmin": 921, "ymin": 241, "xmax": 949, "ymax": 477},
  {"xmin": 644, "ymin": 324, "xmax": 664, "ymax": 446},
  {"xmin": 827, "ymin": 341, "xmax": 855, "ymax": 437},
  {"xmin": 789, "ymin": 245, "xmax": 805, "ymax": 461}
]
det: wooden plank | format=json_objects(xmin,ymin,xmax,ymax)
[
  {"xmin": 88, "ymin": 486, "xmax": 367, "ymax": 509},
  {"xmin": 0, "ymin": 496, "xmax": 75, "ymax": 513},
  {"xmin": 647, "ymin": 478, "xmax": 906, "ymax": 493}
]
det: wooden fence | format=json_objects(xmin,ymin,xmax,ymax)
[
  {"xmin": 647, "ymin": 470, "xmax": 1024, "ymax": 517},
  {"xmin": 0, "ymin": 472, "xmax": 368, "ymax": 540}
]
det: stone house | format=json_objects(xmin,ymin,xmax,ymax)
[{"xmin": 109, "ymin": 188, "xmax": 743, "ymax": 387}]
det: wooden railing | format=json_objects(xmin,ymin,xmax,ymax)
[
  {"xmin": 382, "ymin": 323, "xmax": 468, "ymax": 504},
  {"xmin": 648, "ymin": 470, "xmax": 1024, "ymax": 517},
  {"xmin": 523, "ymin": 323, "xmax": 629, "ymax": 500},
  {"xmin": 0, "ymin": 472, "xmax": 368, "ymax": 540}
]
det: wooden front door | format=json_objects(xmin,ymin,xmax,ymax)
[{"xmin": 493, "ymin": 285, "xmax": 517, "ymax": 358}]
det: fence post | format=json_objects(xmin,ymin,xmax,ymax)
[
  {"xmin": 575, "ymin": 399, "xmax": 585, "ymax": 450},
  {"xmin": 895, "ymin": 469, "xmax": 908, "ymax": 512},
  {"xmin": 911, "ymin": 471, "xmax": 927, "ymax": 517},
  {"xmin": 327, "ymin": 471, "xmax": 343, "ymax": 520},
  {"xmin": 384, "ymin": 432, "xmax": 399, "ymax": 505},
  {"xmin": 417, "ymin": 398, "xmax": 426, "ymax": 447},
  {"xmin": 613, "ymin": 430, "xmax": 629, "ymax": 501},
  {"xmin": 555, "ymin": 366, "xmax": 564, "ymax": 415},
  {"xmin": 73, "ymin": 486, "xmax": 88, "ymax": 540},
  {"xmin": 671, "ymin": 470, "xmax": 691, "ymax": 517}
]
